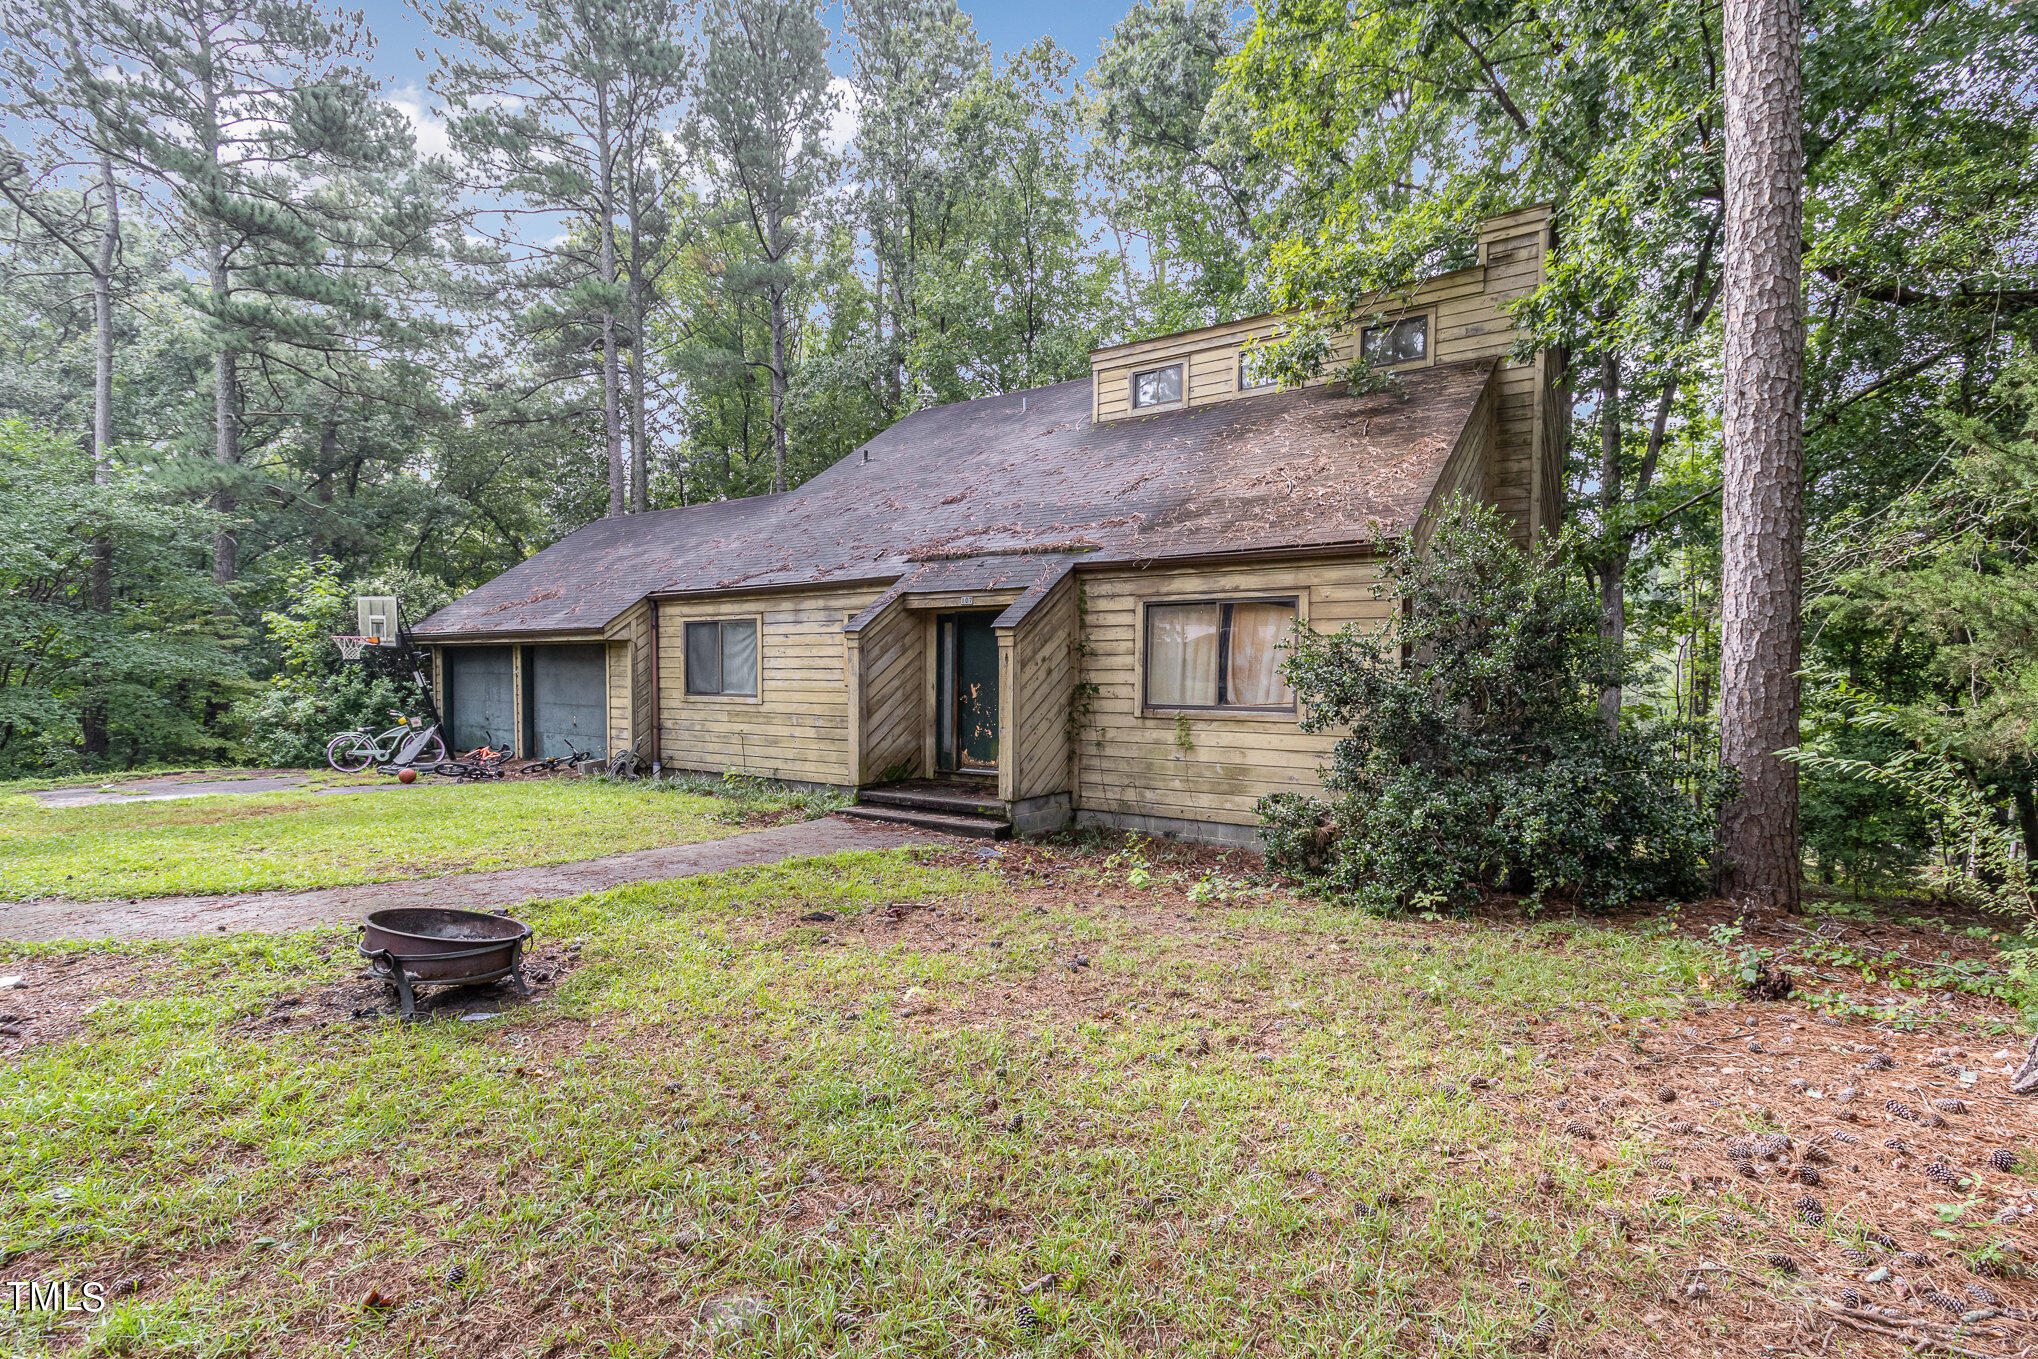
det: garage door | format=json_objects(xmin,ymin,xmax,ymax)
[
  {"xmin": 528, "ymin": 644, "xmax": 608, "ymax": 759},
  {"xmin": 446, "ymin": 647, "xmax": 515, "ymax": 752}
]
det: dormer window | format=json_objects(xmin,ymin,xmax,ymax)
[
  {"xmin": 1131, "ymin": 363, "xmax": 1183, "ymax": 409},
  {"xmin": 1361, "ymin": 315, "xmax": 1428, "ymax": 367},
  {"xmin": 1238, "ymin": 348, "xmax": 1276, "ymax": 392}
]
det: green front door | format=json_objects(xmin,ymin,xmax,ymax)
[{"xmin": 937, "ymin": 613, "xmax": 1000, "ymax": 773}]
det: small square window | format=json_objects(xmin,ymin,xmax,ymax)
[
  {"xmin": 1360, "ymin": 315, "xmax": 1428, "ymax": 367},
  {"xmin": 1237, "ymin": 348, "xmax": 1276, "ymax": 391},
  {"xmin": 1131, "ymin": 363, "xmax": 1183, "ymax": 409},
  {"xmin": 684, "ymin": 619, "xmax": 758, "ymax": 696}
]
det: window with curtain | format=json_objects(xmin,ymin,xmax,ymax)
[
  {"xmin": 1144, "ymin": 599, "xmax": 1297, "ymax": 710},
  {"xmin": 684, "ymin": 619, "xmax": 758, "ymax": 696}
]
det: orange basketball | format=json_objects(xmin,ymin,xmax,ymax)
[{"xmin": 397, "ymin": 767, "xmax": 417, "ymax": 784}]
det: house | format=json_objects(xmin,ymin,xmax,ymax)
[{"xmin": 411, "ymin": 204, "xmax": 1564, "ymax": 844}]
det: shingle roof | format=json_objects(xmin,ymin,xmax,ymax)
[{"xmin": 414, "ymin": 358, "xmax": 1494, "ymax": 640}]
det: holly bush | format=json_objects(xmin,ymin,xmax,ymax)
[{"xmin": 1258, "ymin": 496, "xmax": 1731, "ymax": 913}]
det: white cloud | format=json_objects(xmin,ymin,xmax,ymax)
[
  {"xmin": 386, "ymin": 83, "xmax": 453, "ymax": 160},
  {"xmin": 822, "ymin": 77, "xmax": 860, "ymax": 156}
]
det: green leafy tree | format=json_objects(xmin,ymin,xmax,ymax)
[
  {"xmin": 686, "ymin": 0, "xmax": 836, "ymax": 493},
  {"xmin": 1088, "ymin": 0, "xmax": 1271, "ymax": 334},
  {"xmin": 0, "ymin": 421, "xmax": 241, "ymax": 774},
  {"xmin": 1261, "ymin": 497, "xmax": 1730, "ymax": 913}
]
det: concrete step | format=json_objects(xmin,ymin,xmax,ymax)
[
  {"xmin": 835, "ymin": 805, "xmax": 1012, "ymax": 840},
  {"xmin": 858, "ymin": 785, "xmax": 1009, "ymax": 820}
]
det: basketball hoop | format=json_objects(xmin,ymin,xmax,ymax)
[{"xmin": 331, "ymin": 634, "xmax": 375, "ymax": 661}]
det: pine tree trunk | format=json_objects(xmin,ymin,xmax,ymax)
[
  {"xmin": 82, "ymin": 155, "xmax": 119, "ymax": 763},
  {"xmin": 600, "ymin": 90, "xmax": 624, "ymax": 518},
  {"xmin": 629, "ymin": 266, "xmax": 648, "ymax": 514},
  {"xmin": 769, "ymin": 285, "xmax": 788, "ymax": 495},
  {"xmin": 1719, "ymin": 0, "xmax": 1806, "ymax": 907},
  {"xmin": 210, "ymin": 248, "xmax": 239, "ymax": 587}
]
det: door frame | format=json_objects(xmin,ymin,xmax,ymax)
[{"xmin": 933, "ymin": 610, "xmax": 1002, "ymax": 777}]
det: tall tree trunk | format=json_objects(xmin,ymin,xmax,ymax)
[
  {"xmin": 1596, "ymin": 349, "xmax": 1625, "ymax": 733},
  {"xmin": 629, "ymin": 254, "xmax": 648, "ymax": 513},
  {"xmin": 769, "ymin": 284, "xmax": 788, "ymax": 495},
  {"xmin": 600, "ymin": 89, "xmax": 625, "ymax": 518},
  {"xmin": 1719, "ymin": 0, "xmax": 1806, "ymax": 907},
  {"xmin": 82, "ymin": 154, "xmax": 120, "ymax": 763},
  {"xmin": 210, "ymin": 245, "xmax": 239, "ymax": 586}
]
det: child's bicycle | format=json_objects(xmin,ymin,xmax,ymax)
[
  {"xmin": 523, "ymin": 742, "xmax": 592, "ymax": 774},
  {"xmin": 326, "ymin": 709, "xmax": 448, "ymax": 773},
  {"xmin": 429, "ymin": 745, "xmax": 510, "ymax": 781}
]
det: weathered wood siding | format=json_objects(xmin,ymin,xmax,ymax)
[
  {"xmin": 1090, "ymin": 203, "xmax": 1559, "ymax": 544},
  {"xmin": 851, "ymin": 596, "xmax": 925, "ymax": 784},
  {"xmin": 657, "ymin": 586, "xmax": 883, "ymax": 785},
  {"xmin": 1413, "ymin": 374, "xmax": 1498, "ymax": 549},
  {"xmin": 1072, "ymin": 556, "xmax": 1392, "ymax": 829},
  {"xmin": 1001, "ymin": 573, "xmax": 1077, "ymax": 802}
]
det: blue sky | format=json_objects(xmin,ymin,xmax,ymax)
[{"xmin": 360, "ymin": 0, "xmax": 1133, "ymax": 144}]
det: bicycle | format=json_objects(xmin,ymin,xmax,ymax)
[
  {"xmin": 326, "ymin": 708, "xmax": 449, "ymax": 774},
  {"xmin": 428, "ymin": 744, "xmax": 510, "ymax": 781},
  {"xmin": 523, "ymin": 742, "xmax": 591, "ymax": 775}
]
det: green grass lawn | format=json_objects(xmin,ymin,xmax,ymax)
[
  {"xmin": 0, "ymin": 846, "xmax": 1766, "ymax": 1358},
  {"xmin": 0, "ymin": 779, "xmax": 762, "ymax": 900}
]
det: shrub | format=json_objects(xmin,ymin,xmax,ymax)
[{"xmin": 1258, "ymin": 496, "xmax": 1730, "ymax": 913}]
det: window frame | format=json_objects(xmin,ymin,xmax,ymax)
[
  {"xmin": 1236, "ymin": 346, "xmax": 1277, "ymax": 393},
  {"xmin": 1358, "ymin": 311, "xmax": 1434, "ymax": 370},
  {"xmin": 1138, "ymin": 594, "xmax": 1303, "ymax": 717},
  {"xmin": 1129, "ymin": 361, "xmax": 1185, "ymax": 411},
  {"xmin": 681, "ymin": 615, "xmax": 763, "ymax": 701}
]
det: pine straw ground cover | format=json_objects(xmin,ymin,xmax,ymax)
[{"xmin": 0, "ymin": 839, "xmax": 2032, "ymax": 1358}]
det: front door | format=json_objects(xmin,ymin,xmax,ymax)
[{"xmin": 936, "ymin": 612, "xmax": 1000, "ymax": 774}]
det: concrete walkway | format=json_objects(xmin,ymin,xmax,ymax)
[{"xmin": 0, "ymin": 817, "xmax": 953, "ymax": 943}]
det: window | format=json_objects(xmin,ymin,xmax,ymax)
[
  {"xmin": 1237, "ymin": 347, "xmax": 1276, "ymax": 391},
  {"xmin": 1360, "ymin": 314, "xmax": 1428, "ymax": 367},
  {"xmin": 1130, "ymin": 362, "xmax": 1183, "ymax": 409},
  {"xmin": 684, "ymin": 619, "xmax": 758, "ymax": 696},
  {"xmin": 1144, "ymin": 599, "xmax": 1298, "ymax": 710}
]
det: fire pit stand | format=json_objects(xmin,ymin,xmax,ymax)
[{"xmin": 357, "ymin": 906, "xmax": 533, "ymax": 1019}]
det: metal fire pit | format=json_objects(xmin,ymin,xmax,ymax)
[{"xmin": 357, "ymin": 906, "xmax": 532, "ymax": 1019}]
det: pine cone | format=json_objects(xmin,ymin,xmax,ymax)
[
  {"xmin": 1563, "ymin": 1120, "xmax": 1595, "ymax": 1140},
  {"xmin": 1839, "ymin": 1245, "xmax": 1872, "ymax": 1268},
  {"xmin": 1869, "ymin": 1232, "xmax": 1899, "ymax": 1252},
  {"xmin": 1665, "ymin": 1119, "xmax": 1695, "ymax": 1134},
  {"xmin": 1757, "ymin": 1133, "xmax": 1793, "ymax": 1157},
  {"xmin": 1765, "ymin": 1254, "xmax": 1799, "ymax": 1275},
  {"xmin": 1795, "ymin": 1195, "xmax": 1825, "ymax": 1226},
  {"xmin": 1656, "ymin": 1085, "xmax": 1677, "ymax": 1103},
  {"xmin": 1883, "ymin": 1138, "xmax": 1911, "ymax": 1154},
  {"xmin": 1795, "ymin": 1164, "xmax": 1823, "ymax": 1187},
  {"xmin": 1865, "ymin": 1053, "xmax": 1895, "ymax": 1071},
  {"xmin": 1883, "ymin": 1099, "xmax": 1918, "ymax": 1121},
  {"xmin": 1898, "ymin": 1251, "xmax": 1931, "ymax": 1267},
  {"xmin": 1530, "ymin": 1310, "xmax": 1555, "ymax": 1341},
  {"xmin": 1800, "ymin": 1142, "xmax": 1833, "ymax": 1165},
  {"xmin": 1838, "ymin": 1287, "xmax": 1863, "ymax": 1309},
  {"xmin": 1014, "ymin": 1303, "xmax": 1042, "ymax": 1336},
  {"xmin": 1552, "ymin": 1096, "xmax": 1571, "ymax": 1113},
  {"xmin": 1987, "ymin": 1148, "xmax": 2017, "ymax": 1173},
  {"xmin": 1932, "ymin": 1098, "xmax": 1967, "ymax": 1115},
  {"xmin": 1923, "ymin": 1161, "xmax": 1962, "ymax": 1188},
  {"xmin": 1920, "ymin": 1112, "xmax": 1946, "ymax": 1129},
  {"xmin": 1731, "ymin": 1155, "xmax": 1760, "ymax": 1178},
  {"xmin": 1923, "ymin": 1290, "xmax": 1965, "ymax": 1316},
  {"xmin": 1967, "ymin": 1282, "xmax": 2004, "ymax": 1310},
  {"xmin": 1726, "ymin": 1138, "xmax": 1756, "ymax": 1159},
  {"xmin": 1829, "ymin": 1131, "xmax": 1860, "ymax": 1145}
]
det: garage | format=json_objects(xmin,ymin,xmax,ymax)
[
  {"xmin": 444, "ymin": 646, "xmax": 516, "ymax": 753},
  {"xmin": 524, "ymin": 643, "xmax": 608, "ymax": 759}
]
